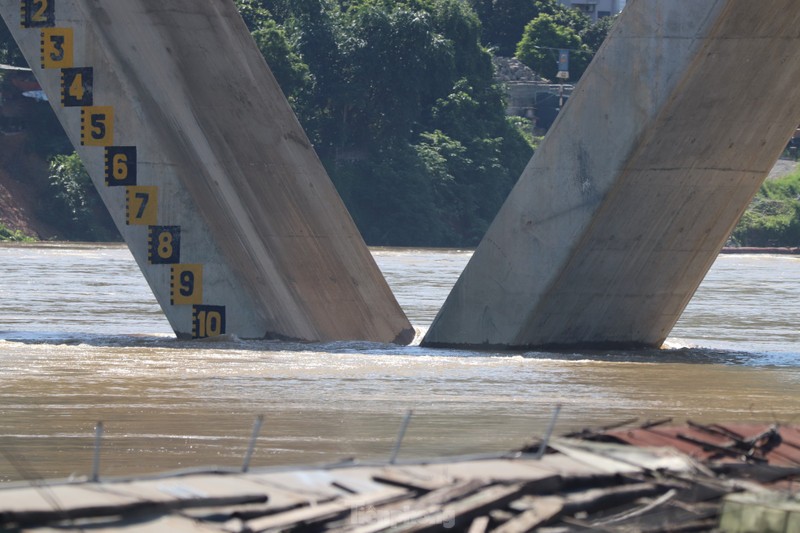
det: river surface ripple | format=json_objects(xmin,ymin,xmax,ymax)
[{"xmin": 0, "ymin": 243, "xmax": 798, "ymax": 481}]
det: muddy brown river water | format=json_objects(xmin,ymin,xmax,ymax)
[{"xmin": 0, "ymin": 243, "xmax": 798, "ymax": 482}]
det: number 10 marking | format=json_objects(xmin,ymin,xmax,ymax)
[{"xmin": 192, "ymin": 305, "xmax": 226, "ymax": 339}]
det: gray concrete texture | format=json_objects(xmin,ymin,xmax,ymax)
[
  {"xmin": 2, "ymin": 0, "xmax": 413, "ymax": 343},
  {"xmin": 424, "ymin": 0, "xmax": 800, "ymax": 348}
]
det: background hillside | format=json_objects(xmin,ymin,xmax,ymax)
[{"xmin": 0, "ymin": 0, "xmax": 795, "ymax": 247}]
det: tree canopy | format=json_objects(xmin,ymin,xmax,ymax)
[{"xmin": 1, "ymin": 0, "xmax": 626, "ymax": 244}]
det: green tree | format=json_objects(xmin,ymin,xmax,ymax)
[
  {"xmin": 46, "ymin": 153, "xmax": 118, "ymax": 241},
  {"xmin": 516, "ymin": 13, "xmax": 588, "ymax": 81},
  {"xmin": 580, "ymin": 14, "xmax": 616, "ymax": 54},
  {"xmin": 0, "ymin": 17, "xmax": 26, "ymax": 66},
  {"xmin": 469, "ymin": 0, "xmax": 588, "ymax": 56}
]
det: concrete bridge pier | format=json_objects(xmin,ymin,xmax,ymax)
[
  {"xmin": 424, "ymin": 0, "xmax": 800, "ymax": 349},
  {"xmin": 0, "ymin": 0, "xmax": 413, "ymax": 343}
]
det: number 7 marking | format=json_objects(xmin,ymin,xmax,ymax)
[{"xmin": 125, "ymin": 186, "xmax": 158, "ymax": 225}]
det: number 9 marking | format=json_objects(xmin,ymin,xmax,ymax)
[{"xmin": 171, "ymin": 264, "xmax": 203, "ymax": 305}]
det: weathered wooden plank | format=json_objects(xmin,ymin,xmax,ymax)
[
  {"xmin": 467, "ymin": 516, "xmax": 490, "ymax": 533},
  {"xmin": 244, "ymin": 487, "xmax": 411, "ymax": 532},
  {"xmin": 492, "ymin": 498, "xmax": 563, "ymax": 533}
]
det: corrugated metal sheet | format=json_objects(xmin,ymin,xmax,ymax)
[{"xmin": 604, "ymin": 422, "xmax": 800, "ymax": 467}]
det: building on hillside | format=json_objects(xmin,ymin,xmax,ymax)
[{"xmin": 557, "ymin": 0, "xmax": 626, "ymax": 21}]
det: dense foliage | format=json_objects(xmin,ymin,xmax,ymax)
[
  {"xmin": 16, "ymin": 0, "xmax": 796, "ymax": 249},
  {"xmin": 730, "ymin": 171, "xmax": 800, "ymax": 247},
  {"xmin": 235, "ymin": 0, "xmax": 535, "ymax": 246}
]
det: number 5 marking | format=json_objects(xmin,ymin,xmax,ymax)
[
  {"xmin": 125, "ymin": 186, "xmax": 158, "ymax": 225},
  {"xmin": 171, "ymin": 264, "xmax": 203, "ymax": 305},
  {"xmin": 81, "ymin": 106, "xmax": 114, "ymax": 146},
  {"xmin": 41, "ymin": 28, "xmax": 73, "ymax": 69}
]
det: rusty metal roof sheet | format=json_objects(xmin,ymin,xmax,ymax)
[{"xmin": 604, "ymin": 422, "xmax": 800, "ymax": 467}]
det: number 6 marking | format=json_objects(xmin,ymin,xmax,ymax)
[{"xmin": 105, "ymin": 147, "xmax": 137, "ymax": 186}]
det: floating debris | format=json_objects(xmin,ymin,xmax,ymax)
[{"xmin": 0, "ymin": 421, "xmax": 798, "ymax": 531}]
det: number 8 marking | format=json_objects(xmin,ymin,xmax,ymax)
[{"xmin": 148, "ymin": 225, "xmax": 180, "ymax": 264}]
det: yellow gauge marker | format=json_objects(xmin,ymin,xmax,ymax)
[
  {"xmin": 105, "ymin": 147, "xmax": 137, "ymax": 186},
  {"xmin": 170, "ymin": 264, "xmax": 203, "ymax": 305},
  {"xmin": 148, "ymin": 225, "xmax": 181, "ymax": 265},
  {"xmin": 125, "ymin": 185, "xmax": 158, "ymax": 226},
  {"xmin": 192, "ymin": 305, "xmax": 226, "ymax": 339},
  {"xmin": 80, "ymin": 106, "xmax": 114, "ymax": 146},
  {"xmin": 41, "ymin": 27, "xmax": 73, "ymax": 68},
  {"xmin": 21, "ymin": 0, "xmax": 54, "ymax": 28},
  {"xmin": 61, "ymin": 67, "xmax": 92, "ymax": 107}
]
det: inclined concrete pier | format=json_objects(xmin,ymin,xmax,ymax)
[
  {"xmin": 1, "ymin": 0, "xmax": 413, "ymax": 343},
  {"xmin": 424, "ymin": 0, "xmax": 800, "ymax": 349}
]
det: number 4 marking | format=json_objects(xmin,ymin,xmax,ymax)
[{"xmin": 61, "ymin": 67, "xmax": 93, "ymax": 107}]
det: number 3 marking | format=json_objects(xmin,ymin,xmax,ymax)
[{"xmin": 41, "ymin": 28, "xmax": 73, "ymax": 69}]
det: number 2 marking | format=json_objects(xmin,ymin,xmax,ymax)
[
  {"xmin": 32, "ymin": 0, "xmax": 48, "ymax": 22},
  {"xmin": 22, "ymin": 0, "xmax": 54, "ymax": 28}
]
